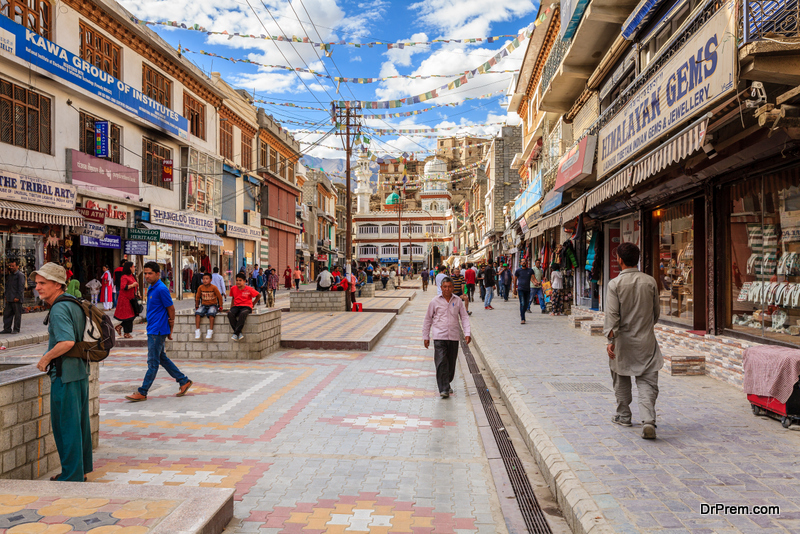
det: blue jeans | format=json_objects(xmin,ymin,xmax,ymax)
[
  {"xmin": 367, "ymin": 274, "xmax": 373, "ymax": 283},
  {"xmin": 531, "ymin": 287, "xmax": 546, "ymax": 311},
  {"xmin": 112, "ymin": 289, "xmax": 118, "ymax": 307},
  {"xmin": 518, "ymin": 290, "xmax": 530, "ymax": 321},
  {"xmin": 484, "ymin": 287, "xmax": 494, "ymax": 307},
  {"xmin": 139, "ymin": 334, "xmax": 189, "ymax": 396}
]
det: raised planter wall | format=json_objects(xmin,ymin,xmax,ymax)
[{"xmin": 290, "ymin": 291, "xmax": 346, "ymax": 312}]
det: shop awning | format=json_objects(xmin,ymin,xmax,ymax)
[
  {"xmin": 561, "ymin": 196, "xmax": 586, "ymax": 224},
  {"xmin": 195, "ymin": 232, "xmax": 224, "ymax": 247},
  {"xmin": 586, "ymin": 167, "xmax": 633, "ymax": 212},
  {"xmin": 540, "ymin": 211, "xmax": 562, "ymax": 231},
  {"xmin": 142, "ymin": 223, "xmax": 197, "ymax": 243},
  {"xmin": 631, "ymin": 114, "xmax": 710, "ymax": 186},
  {"xmin": 0, "ymin": 201, "xmax": 85, "ymax": 226}
]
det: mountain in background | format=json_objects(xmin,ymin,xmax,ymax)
[{"xmin": 301, "ymin": 155, "xmax": 379, "ymax": 186}]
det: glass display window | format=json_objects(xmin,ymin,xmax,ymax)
[
  {"xmin": 651, "ymin": 201, "xmax": 694, "ymax": 326},
  {"xmin": 727, "ymin": 173, "xmax": 800, "ymax": 344},
  {"xmin": 0, "ymin": 233, "xmax": 44, "ymax": 306}
]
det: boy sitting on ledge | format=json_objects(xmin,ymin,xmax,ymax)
[{"xmin": 195, "ymin": 272, "xmax": 223, "ymax": 340}]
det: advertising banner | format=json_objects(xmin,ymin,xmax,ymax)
[
  {"xmin": 513, "ymin": 170, "xmax": 542, "ymax": 220},
  {"xmin": 151, "ymin": 206, "xmax": 215, "ymax": 233},
  {"xmin": 597, "ymin": 2, "xmax": 735, "ymax": 178},
  {"xmin": 0, "ymin": 171, "xmax": 76, "ymax": 209},
  {"xmin": 68, "ymin": 150, "xmax": 139, "ymax": 197},
  {"xmin": 0, "ymin": 15, "xmax": 188, "ymax": 139},
  {"xmin": 541, "ymin": 190, "xmax": 563, "ymax": 214},
  {"xmin": 554, "ymin": 135, "xmax": 597, "ymax": 192},
  {"xmin": 82, "ymin": 222, "xmax": 106, "ymax": 239},
  {"xmin": 80, "ymin": 234, "xmax": 121, "ymax": 248},
  {"xmin": 94, "ymin": 121, "xmax": 109, "ymax": 158},
  {"xmin": 76, "ymin": 207, "xmax": 105, "ymax": 224}
]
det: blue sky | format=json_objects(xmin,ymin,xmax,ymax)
[{"xmin": 120, "ymin": 0, "xmax": 540, "ymax": 160}]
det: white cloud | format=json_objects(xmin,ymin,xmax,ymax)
[
  {"xmin": 350, "ymin": 55, "xmax": 362, "ymax": 62},
  {"xmin": 408, "ymin": 0, "xmax": 538, "ymax": 37},
  {"xmin": 384, "ymin": 33, "xmax": 429, "ymax": 67}
]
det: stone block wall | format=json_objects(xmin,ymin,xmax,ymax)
[
  {"xmin": 290, "ymin": 291, "xmax": 346, "ymax": 312},
  {"xmin": 0, "ymin": 359, "xmax": 99, "ymax": 480},
  {"xmin": 166, "ymin": 308, "xmax": 281, "ymax": 360},
  {"xmin": 360, "ymin": 283, "xmax": 375, "ymax": 298}
]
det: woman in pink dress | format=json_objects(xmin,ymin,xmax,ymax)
[
  {"xmin": 101, "ymin": 265, "xmax": 114, "ymax": 310},
  {"xmin": 113, "ymin": 261, "xmax": 139, "ymax": 338}
]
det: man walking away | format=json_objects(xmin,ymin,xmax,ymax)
[
  {"xmin": 464, "ymin": 263, "xmax": 476, "ymax": 302},
  {"xmin": 420, "ymin": 269, "xmax": 429, "ymax": 291},
  {"xmin": 604, "ymin": 243, "xmax": 662, "ymax": 440},
  {"xmin": 530, "ymin": 259, "xmax": 546, "ymax": 314},
  {"xmin": 267, "ymin": 268, "xmax": 279, "ymax": 307},
  {"xmin": 2, "ymin": 259, "xmax": 25, "ymax": 334},
  {"xmin": 513, "ymin": 259, "xmax": 534, "ymax": 324},
  {"xmin": 33, "ymin": 263, "xmax": 91, "ymax": 481},
  {"xmin": 316, "ymin": 266, "xmax": 333, "ymax": 291},
  {"xmin": 450, "ymin": 269, "xmax": 471, "ymax": 315},
  {"xmin": 478, "ymin": 265, "xmax": 486, "ymax": 301},
  {"xmin": 228, "ymin": 273, "xmax": 260, "ymax": 341},
  {"xmin": 126, "ymin": 262, "xmax": 192, "ymax": 402},
  {"xmin": 211, "ymin": 267, "xmax": 227, "ymax": 304},
  {"xmin": 422, "ymin": 277, "xmax": 471, "ymax": 398},
  {"xmin": 194, "ymin": 272, "xmax": 223, "ymax": 340},
  {"xmin": 293, "ymin": 266, "xmax": 302, "ymax": 290},
  {"xmin": 435, "ymin": 265, "xmax": 448, "ymax": 296},
  {"xmin": 483, "ymin": 263, "xmax": 496, "ymax": 309},
  {"xmin": 500, "ymin": 264, "xmax": 512, "ymax": 302},
  {"xmin": 190, "ymin": 266, "xmax": 205, "ymax": 294}
]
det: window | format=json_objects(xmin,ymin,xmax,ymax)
[
  {"xmin": 359, "ymin": 245, "xmax": 377, "ymax": 256},
  {"xmin": 0, "ymin": 78, "xmax": 51, "ymax": 154},
  {"xmin": 183, "ymin": 92, "xmax": 205, "ymax": 140},
  {"xmin": 359, "ymin": 225, "xmax": 379, "ymax": 235},
  {"xmin": 1, "ymin": 0, "xmax": 50, "ymax": 39},
  {"xmin": 288, "ymin": 161, "xmax": 295, "ymax": 184},
  {"xmin": 403, "ymin": 245, "xmax": 423, "ymax": 256},
  {"xmin": 241, "ymin": 133, "xmax": 253, "ymax": 170},
  {"xmin": 382, "ymin": 225, "xmax": 398, "ymax": 235},
  {"xmin": 183, "ymin": 147, "xmax": 222, "ymax": 216},
  {"xmin": 259, "ymin": 140, "xmax": 268, "ymax": 169},
  {"xmin": 79, "ymin": 111, "xmax": 120, "ymax": 164},
  {"xmin": 601, "ymin": 67, "xmax": 635, "ymax": 113},
  {"xmin": 403, "ymin": 224, "xmax": 422, "ymax": 234},
  {"xmin": 80, "ymin": 23, "xmax": 120, "ymax": 79},
  {"xmin": 142, "ymin": 138, "xmax": 172, "ymax": 190},
  {"xmin": 382, "ymin": 245, "xmax": 398, "ymax": 256},
  {"xmin": 269, "ymin": 147, "xmax": 278, "ymax": 174},
  {"xmin": 219, "ymin": 120, "xmax": 233, "ymax": 160},
  {"xmin": 142, "ymin": 64, "xmax": 171, "ymax": 108},
  {"xmin": 639, "ymin": 0, "xmax": 693, "ymax": 70}
]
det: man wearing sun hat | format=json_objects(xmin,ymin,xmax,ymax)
[{"xmin": 33, "ymin": 262, "xmax": 93, "ymax": 482}]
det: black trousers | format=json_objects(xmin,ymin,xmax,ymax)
[
  {"xmin": 119, "ymin": 317, "xmax": 134, "ymax": 334},
  {"xmin": 227, "ymin": 306, "xmax": 252, "ymax": 335},
  {"xmin": 3, "ymin": 301, "xmax": 21, "ymax": 333},
  {"xmin": 434, "ymin": 340, "xmax": 459, "ymax": 394}
]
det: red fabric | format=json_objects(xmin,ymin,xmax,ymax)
[
  {"xmin": 464, "ymin": 269, "xmax": 476, "ymax": 284},
  {"xmin": 114, "ymin": 274, "xmax": 137, "ymax": 320},
  {"xmin": 284, "ymin": 268, "xmax": 292, "ymax": 289},
  {"xmin": 231, "ymin": 285, "xmax": 259, "ymax": 308},
  {"xmin": 101, "ymin": 270, "xmax": 114, "ymax": 303},
  {"xmin": 743, "ymin": 346, "xmax": 800, "ymax": 404}
]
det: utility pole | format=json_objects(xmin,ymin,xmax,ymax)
[{"xmin": 333, "ymin": 102, "xmax": 362, "ymax": 311}]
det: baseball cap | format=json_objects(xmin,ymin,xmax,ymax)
[{"xmin": 31, "ymin": 262, "xmax": 67, "ymax": 286}]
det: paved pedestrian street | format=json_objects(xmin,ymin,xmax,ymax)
[
  {"xmin": 9, "ymin": 289, "xmax": 533, "ymax": 534},
  {"xmin": 469, "ymin": 299, "xmax": 800, "ymax": 533}
]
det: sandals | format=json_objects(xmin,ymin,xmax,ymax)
[
  {"xmin": 50, "ymin": 473, "xmax": 88, "ymax": 481},
  {"xmin": 114, "ymin": 324, "xmax": 123, "ymax": 335},
  {"xmin": 123, "ymin": 334, "xmax": 133, "ymax": 339}
]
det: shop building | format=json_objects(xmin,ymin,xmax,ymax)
[{"xmin": 302, "ymin": 168, "xmax": 338, "ymax": 272}]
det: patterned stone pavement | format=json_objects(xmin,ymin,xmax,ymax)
[
  {"xmin": 0, "ymin": 289, "xmax": 512, "ymax": 533},
  {"xmin": 280, "ymin": 312, "xmax": 395, "ymax": 350},
  {"xmin": 469, "ymin": 298, "xmax": 800, "ymax": 533}
]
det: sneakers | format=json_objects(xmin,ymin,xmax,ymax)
[
  {"xmin": 642, "ymin": 423, "xmax": 657, "ymax": 439},
  {"xmin": 448, "ymin": 388, "xmax": 453, "ymax": 395},
  {"xmin": 231, "ymin": 334, "xmax": 239, "ymax": 341},
  {"xmin": 125, "ymin": 392, "xmax": 147, "ymax": 402},
  {"xmin": 485, "ymin": 306, "xmax": 489, "ymax": 310},
  {"xmin": 611, "ymin": 415, "xmax": 632, "ymax": 427},
  {"xmin": 205, "ymin": 329, "xmax": 213, "ymax": 339},
  {"xmin": 488, "ymin": 306, "xmax": 495, "ymax": 310},
  {"xmin": 195, "ymin": 329, "xmax": 201, "ymax": 340},
  {"xmin": 177, "ymin": 380, "xmax": 193, "ymax": 397},
  {"xmin": 238, "ymin": 334, "xmax": 244, "ymax": 341},
  {"xmin": 541, "ymin": 309, "xmax": 547, "ymax": 314},
  {"xmin": 521, "ymin": 320, "xmax": 526, "ymax": 324},
  {"xmin": 440, "ymin": 391, "xmax": 449, "ymax": 398}
]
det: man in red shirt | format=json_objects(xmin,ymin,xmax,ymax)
[
  {"xmin": 464, "ymin": 263, "xmax": 477, "ymax": 302},
  {"xmin": 227, "ymin": 273, "xmax": 260, "ymax": 341}
]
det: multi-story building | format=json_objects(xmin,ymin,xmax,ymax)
[{"xmin": 302, "ymin": 169, "xmax": 338, "ymax": 272}]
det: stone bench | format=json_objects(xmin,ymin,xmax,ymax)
[
  {"xmin": 360, "ymin": 283, "xmax": 375, "ymax": 298},
  {"xmin": 580, "ymin": 321, "xmax": 604, "ymax": 336},
  {"xmin": 166, "ymin": 308, "xmax": 281, "ymax": 360},
  {"xmin": 568, "ymin": 314, "xmax": 594, "ymax": 328},
  {"xmin": 662, "ymin": 351, "xmax": 706, "ymax": 376},
  {"xmin": 290, "ymin": 290, "xmax": 346, "ymax": 312}
]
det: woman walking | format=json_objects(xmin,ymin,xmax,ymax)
[
  {"xmin": 101, "ymin": 265, "xmax": 114, "ymax": 310},
  {"xmin": 114, "ymin": 261, "xmax": 139, "ymax": 338},
  {"xmin": 550, "ymin": 263, "xmax": 564, "ymax": 316},
  {"xmin": 283, "ymin": 266, "xmax": 292, "ymax": 290}
]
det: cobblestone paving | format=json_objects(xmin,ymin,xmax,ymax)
[
  {"xmin": 24, "ymin": 289, "xmax": 508, "ymax": 533},
  {"xmin": 469, "ymin": 298, "xmax": 800, "ymax": 533}
]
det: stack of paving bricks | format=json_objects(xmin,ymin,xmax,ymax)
[
  {"xmin": 0, "ymin": 360, "xmax": 99, "ymax": 480},
  {"xmin": 360, "ymin": 283, "xmax": 375, "ymax": 298},
  {"xmin": 580, "ymin": 321, "xmax": 604, "ymax": 336},
  {"xmin": 567, "ymin": 314, "xmax": 593, "ymax": 328},
  {"xmin": 166, "ymin": 309, "xmax": 281, "ymax": 360},
  {"xmin": 290, "ymin": 291, "xmax": 346, "ymax": 312}
]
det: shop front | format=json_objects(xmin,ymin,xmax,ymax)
[
  {"xmin": 223, "ymin": 221, "xmax": 262, "ymax": 278},
  {"xmin": 73, "ymin": 196, "xmax": 137, "ymax": 285}
]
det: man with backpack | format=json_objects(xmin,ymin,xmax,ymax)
[
  {"xmin": 126, "ymin": 262, "xmax": 192, "ymax": 402},
  {"xmin": 33, "ymin": 263, "xmax": 93, "ymax": 482}
]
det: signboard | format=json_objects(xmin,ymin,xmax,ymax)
[
  {"xmin": 317, "ymin": 254, "xmax": 328, "ymax": 261},
  {"xmin": 151, "ymin": 206, "xmax": 215, "ymax": 233},
  {"xmin": 621, "ymin": 215, "xmax": 640, "ymax": 246},
  {"xmin": 380, "ymin": 257, "xmax": 398, "ymax": 263},
  {"xmin": 68, "ymin": 150, "xmax": 139, "ymax": 198},
  {"xmin": 0, "ymin": 171, "xmax": 76, "ymax": 209},
  {"xmin": 83, "ymin": 199, "xmax": 129, "ymax": 227},
  {"xmin": 597, "ymin": 2, "xmax": 735, "ymax": 178},
  {"xmin": 554, "ymin": 135, "xmax": 597, "ymax": 192},
  {"xmin": 541, "ymin": 189, "xmax": 563, "ymax": 214},
  {"xmin": 124, "ymin": 240, "xmax": 150, "ymax": 255},
  {"xmin": 513, "ymin": 170, "xmax": 542, "ymax": 220},
  {"xmin": 225, "ymin": 222, "xmax": 262, "ymax": 242},
  {"xmin": 162, "ymin": 159, "xmax": 173, "ymax": 183},
  {"xmin": 519, "ymin": 216, "xmax": 529, "ymax": 233},
  {"xmin": 128, "ymin": 228, "xmax": 160, "ymax": 242},
  {"xmin": 0, "ymin": 16, "xmax": 188, "ymax": 139},
  {"xmin": 560, "ymin": 0, "xmax": 589, "ymax": 40},
  {"xmin": 81, "ymin": 222, "xmax": 105, "ymax": 239},
  {"xmin": 94, "ymin": 121, "xmax": 109, "ymax": 158},
  {"xmin": 76, "ymin": 207, "xmax": 105, "ymax": 224},
  {"xmin": 80, "ymin": 234, "xmax": 121, "ymax": 249}
]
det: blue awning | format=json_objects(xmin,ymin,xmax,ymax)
[
  {"xmin": 223, "ymin": 164, "xmax": 241, "ymax": 176},
  {"xmin": 622, "ymin": 0, "xmax": 669, "ymax": 39},
  {"xmin": 561, "ymin": 0, "xmax": 592, "ymax": 40}
]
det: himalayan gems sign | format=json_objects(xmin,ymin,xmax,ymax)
[{"xmin": 597, "ymin": 1, "xmax": 735, "ymax": 178}]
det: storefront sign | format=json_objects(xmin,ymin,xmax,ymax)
[
  {"xmin": 541, "ymin": 190, "xmax": 563, "ymax": 214},
  {"xmin": 124, "ymin": 240, "xmax": 150, "ymax": 255},
  {"xmin": 554, "ymin": 135, "xmax": 597, "ymax": 192},
  {"xmin": 597, "ymin": 1, "xmax": 735, "ymax": 178},
  {"xmin": 0, "ymin": 171, "xmax": 76, "ymax": 209},
  {"xmin": 162, "ymin": 160, "xmax": 173, "ymax": 183},
  {"xmin": 513, "ymin": 170, "xmax": 542, "ymax": 220},
  {"xmin": 128, "ymin": 228, "xmax": 160, "ymax": 242},
  {"xmin": 151, "ymin": 206, "xmax": 215, "ymax": 233},
  {"xmin": 224, "ymin": 221, "xmax": 262, "ymax": 241},
  {"xmin": 94, "ymin": 121, "xmax": 109, "ymax": 158},
  {"xmin": 67, "ymin": 150, "xmax": 139, "ymax": 198},
  {"xmin": 380, "ymin": 258, "xmax": 398, "ymax": 263},
  {"xmin": 317, "ymin": 254, "xmax": 328, "ymax": 261},
  {"xmin": 519, "ymin": 216, "xmax": 529, "ymax": 233},
  {"xmin": 621, "ymin": 215, "xmax": 640, "ymax": 246},
  {"xmin": 83, "ymin": 199, "xmax": 129, "ymax": 226},
  {"xmin": 0, "ymin": 16, "xmax": 188, "ymax": 139},
  {"xmin": 76, "ymin": 207, "xmax": 105, "ymax": 224},
  {"xmin": 80, "ymin": 234, "xmax": 121, "ymax": 249},
  {"xmin": 81, "ymin": 222, "xmax": 105, "ymax": 239}
]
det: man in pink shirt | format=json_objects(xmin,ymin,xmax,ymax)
[{"xmin": 422, "ymin": 277, "xmax": 471, "ymax": 398}]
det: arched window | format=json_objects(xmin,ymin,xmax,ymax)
[
  {"xmin": 430, "ymin": 202, "xmax": 438, "ymax": 212},
  {"xmin": 2, "ymin": 0, "xmax": 51, "ymax": 39}
]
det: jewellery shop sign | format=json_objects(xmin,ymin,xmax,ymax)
[
  {"xmin": 151, "ymin": 206, "xmax": 215, "ymax": 233},
  {"xmin": 597, "ymin": 1, "xmax": 736, "ymax": 178},
  {"xmin": 0, "ymin": 171, "xmax": 76, "ymax": 210}
]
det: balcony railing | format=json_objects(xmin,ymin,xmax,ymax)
[
  {"xmin": 539, "ymin": 38, "xmax": 572, "ymax": 98},
  {"xmin": 743, "ymin": 0, "xmax": 800, "ymax": 43}
]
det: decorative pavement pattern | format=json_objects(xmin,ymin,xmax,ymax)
[
  {"xmin": 0, "ymin": 289, "xmax": 507, "ymax": 533},
  {"xmin": 280, "ymin": 312, "xmax": 395, "ymax": 350}
]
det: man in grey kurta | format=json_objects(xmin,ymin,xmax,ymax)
[
  {"xmin": 603, "ymin": 242, "xmax": 662, "ymax": 439},
  {"xmin": 3, "ymin": 259, "xmax": 25, "ymax": 334}
]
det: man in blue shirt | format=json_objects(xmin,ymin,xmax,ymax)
[
  {"xmin": 513, "ymin": 259, "xmax": 535, "ymax": 324},
  {"xmin": 365, "ymin": 263, "xmax": 374, "ymax": 284},
  {"xmin": 126, "ymin": 261, "xmax": 192, "ymax": 402}
]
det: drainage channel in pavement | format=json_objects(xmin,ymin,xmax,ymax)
[{"xmin": 460, "ymin": 337, "xmax": 569, "ymax": 534}]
